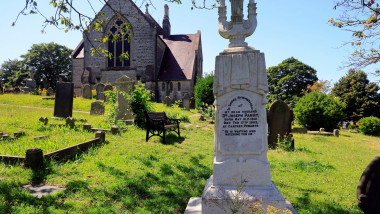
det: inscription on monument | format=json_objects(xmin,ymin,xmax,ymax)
[
  {"xmin": 221, "ymin": 96, "xmax": 259, "ymax": 137},
  {"xmin": 219, "ymin": 95, "xmax": 264, "ymax": 155}
]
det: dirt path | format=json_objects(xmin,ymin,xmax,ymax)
[{"xmin": 0, "ymin": 103, "xmax": 90, "ymax": 114}]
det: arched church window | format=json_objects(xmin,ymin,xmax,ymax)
[
  {"xmin": 177, "ymin": 82, "xmax": 181, "ymax": 91},
  {"xmin": 170, "ymin": 82, "xmax": 173, "ymax": 91},
  {"xmin": 107, "ymin": 18, "xmax": 131, "ymax": 68},
  {"xmin": 162, "ymin": 82, "xmax": 165, "ymax": 91}
]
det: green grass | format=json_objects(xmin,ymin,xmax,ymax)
[
  {"xmin": 0, "ymin": 94, "xmax": 379, "ymax": 213},
  {"xmin": 0, "ymin": 93, "xmax": 93, "ymax": 112}
]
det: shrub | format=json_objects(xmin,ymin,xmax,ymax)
[
  {"xmin": 294, "ymin": 92, "xmax": 346, "ymax": 132},
  {"xmin": 194, "ymin": 73, "xmax": 214, "ymax": 109},
  {"xmin": 347, "ymin": 124, "xmax": 357, "ymax": 130},
  {"xmin": 358, "ymin": 116, "xmax": 380, "ymax": 136},
  {"xmin": 128, "ymin": 83, "xmax": 153, "ymax": 128}
]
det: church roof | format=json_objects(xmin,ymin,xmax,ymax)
[
  {"xmin": 71, "ymin": 39, "xmax": 84, "ymax": 59},
  {"xmin": 144, "ymin": 11, "xmax": 164, "ymax": 35},
  {"xmin": 158, "ymin": 32, "xmax": 200, "ymax": 81}
]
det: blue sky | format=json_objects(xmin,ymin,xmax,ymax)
[{"xmin": 0, "ymin": 1, "xmax": 378, "ymax": 84}]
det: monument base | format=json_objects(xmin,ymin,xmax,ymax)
[
  {"xmin": 184, "ymin": 176, "xmax": 296, "ymax": 214},
  {"xmin": 184, "ymin": 197, "xmax": 297, "ymax": 214}
]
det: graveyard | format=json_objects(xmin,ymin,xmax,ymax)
[
  {"xmin": 0, "ymin": 92, "xmax": 378, "ymax": 213},
  {"xmin": 1, "ymin": 0, "xmax": 380, "ymax": 213}
]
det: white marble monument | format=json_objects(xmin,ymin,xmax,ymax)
[{"xmin": 185, "ymin": 0, "xmax": 295, "ymax": 213}]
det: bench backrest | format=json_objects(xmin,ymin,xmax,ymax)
[{"xmin": 145, "ymin": 110, "xmax": 167, "ymax": 121}]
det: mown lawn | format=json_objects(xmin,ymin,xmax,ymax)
[{"xmin": 0, "ymin": 94, "xmax": 379, "ymax": 213}]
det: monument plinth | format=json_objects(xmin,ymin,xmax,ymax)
[{"xmin": 185, "ymin": 0, "xmax": 295, "ymax": 213}]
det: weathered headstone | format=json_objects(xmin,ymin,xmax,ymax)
[
  {"xmin": 190, "ymin": 97, "xmax": 195, "ymax": 109},
  {"xmin": 320, "ymin": 128, "xmax": 325, "ymax": 132},
  {"xmin": 46, "ymin": 87, "xmax": 54, "ymax": 96},
  {"xmin": 333, "ymin": 129, "xmax": 339, "ymax": 137},
  {"xmin": 103, "ymin": 84, "xmax": 113, "ymax": 101},
  {"xmin": 25, "ymin": 148, "xmax": 44, "ymax": 169},
  {"xmin": 96, "ymin": 83, "xmax": 105, "ymax": 100},
  {"xmin": 90, "ymin": 101, "xmax": 105, "ymax": 115},
  {"xmin": 83, "ymin": 123, "xmax": 92, "ymax": 131},
  {"xmin": 267, "ymin": 100, "xmax": 293, "ymax": 148},
  {"xmin": 82, "ymin": 84, "xmax": 92, "ymax": 99},
  {"xmin": 66, "ymin": 117, "xmax": 75, "ymax": 128},
  {"xmin": 53, "ymin": 82, "xmax": 74, "ymax": 118},
  {"xmin": 357, "ymin": 154, "xmax": 380, "ymax": 214},
  {"xmin": 111, "ymin": 125, "xmax": 119, "ymax": 135},
  {"xmin": 197, "ymin": 1, "xmax": 292, "ymax": 213},
  {"xmin": 182, "ymin": 93, "xmax": 191, "ymax": 110},
  {"xmin": 114, "ymin": 76, "xmax": 134, "ymax": 124},
  {"xmin": 164, "ymin": 96, "xmax": 172, "ymax": 107}
]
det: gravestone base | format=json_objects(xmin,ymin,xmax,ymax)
[
  {"xmin": 120, "ymin": 119, "xmax": 134, "ymax": 125},
  {"xmin": 201, "ymin": 176, "xmax": 291, "ymax": 214}
]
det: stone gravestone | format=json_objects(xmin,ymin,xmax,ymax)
[
  {"xmin": 46, "ymin": 87, "xmax": 54, "ymax": 96},
  {"xmin": 357, "ymin": 154, "xmax": 380, "ymax": 214},
  {"xmin": 182, "ymin": 93, "xmax": 191, "ymax": 110},
  {"xmin": 164, "ymin": 96, "xmax": 172, "ymax": 107},
  {"xmin": 96, "ymin": 83, "xmax": 105, "ymax": 100},
  {"xmin": 189, "ymin": 1, "xmax": 292, "ymax": 213},
  {"xmin": 114, "ymin": 75, "xmax": 134, "ymax": 125},
  {"xmin": 23, "ymin": 67, "xmax": 37, "ymax": 93},
  {"xmin": 82, "ymin": 84, "xmax": 92, "ymax": 99},
  {"xmin": 267, "ymin": 100, "xmax": 293, "ymax": 148},
  {"xmin": 54, "ymin": 82, "xmax": 74, "ymax": 118},
  {"xmin": 90, "ymin": 101, "xmax": 105, "ymax": 115},
  {"xmin": 190, "ymin": 97, "xmax": 195, "ymax": 109},
  {"xmin": 103, "ymin": 84, "xmax": 113, "ymax": 101}
]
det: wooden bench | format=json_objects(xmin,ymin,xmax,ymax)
[{"xmin": 144, "ymin": 110, "xmax": 181, "ymax": 144}]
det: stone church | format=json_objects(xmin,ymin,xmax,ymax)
[{"xmin": 71, "ymin": 0, "xmax": 203, "ymax": 101}]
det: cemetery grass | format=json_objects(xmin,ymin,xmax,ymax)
[
  {"xmin": 0, "ymin": 93, "xmax": 93, "ymax": 112},
  {"xmin": 0, "ymin": 99, "xmax": 378, "ymax": 213}
]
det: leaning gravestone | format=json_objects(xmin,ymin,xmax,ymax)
[
  {"xmin": 114, "ymin": 75, "xmax": 134, "ymax": 124},
  {"xmin": 82, "ymin": 84, "xmax": 92, "ymax": 99},
  {"xmin": 188, "ymin": 1, "xmax": 293, "ymax": 213},
  {"xmin": 357, "ymin": 154, "xmax": 380, "ymax": 214},
  {"xmin": 182, "ymin": 93, "xmax": 191, "ymax": 110},
  {"xmin": 267, "ymin": 100, "xmax": 293, "ymax": 148},
  {"xmin": 96, "ymin": 83, "xmax": 105, "ymax": 100},
  {"xmin": 54, "ymin": 82, "xmax": 73, "ymax": 118},
  {"xmin": 90, "ymin": 101, "xmax": 105, "ymax": 115}
]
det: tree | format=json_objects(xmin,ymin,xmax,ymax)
[
  {"xmin": 0, "ymin": 59, "xmax": 29, "ymax": 87},
  {"xmin": 267, "ymin": 57, "xmax": 318, "ymax": 107},
  {"xmin": 294, "ymin": 92, "xmax": 346, "ymax": 132},
  {"xmin": 330, "ymin": 1, "xmax": 380, "ymax": 74},
  {"xmin": 194, "ymin": 73, "xmax": 214, "ymax": 109},
  {"xmin": 22, "ymin": 42, "xmax": 72, "ymax": 90},
  {"xmin": 301, "ymin": 80, "xmax": 332, "ymax": 94},
  {"xmin": 331, "ymin": 69, "xmax": 380, "ymax": 121}
]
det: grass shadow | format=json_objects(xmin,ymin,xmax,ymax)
[{"xmin": 160, "ymin": 133, "xmax": 185, "ymax": 145}]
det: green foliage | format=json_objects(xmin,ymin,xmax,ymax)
[
  {"xmin": 348, "ymin": 124, "xmax": 357, "ymax": 130},
  {"xmin": 358, "ymin": 116, "xmax": 380, "ymax": 136},
  {"xmin": 22, "ymin": 42, "xmax": 72, "ymax": 90},
  {"xmin": 0, "ymin": 59, "xmax": 29, "ymax": 87},
  {"xmin": 332, "ymin": 69, "xmax": 380, "ymax": 121},
  {"xmin": 104, "ymin": 88, "xmax": 118, "ymax": 124},
  {"xmin": 294, "ymin": 92, "xmax": 346, "ymax": 132},
  {"xmin": 128, "ymin": 83, "xmax": 153, "ymax": 128},
  {"xmin": 165, "ymin": 101, "xmax": 190, "ymax": 123},
  {"xmin": 277, "ymin": 134, "xmax": 294, "ymax": 152},
  {"xmin": 194, "ymin": 73, "xmax": 214, "ymax": 109},
  {"xmin": 198, "ymin": 103, "xmax": 215, "ymax": 120},
  {"xmin": 267, "ymin": 57, "xmax": 318, "ymax": 107}
]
